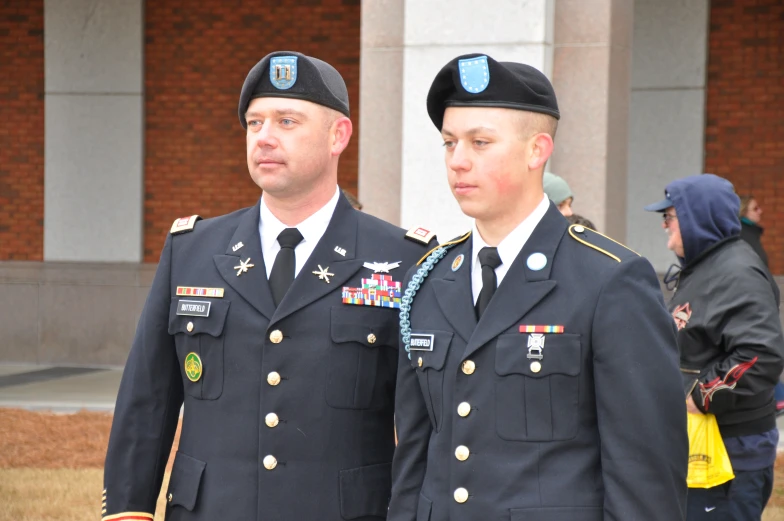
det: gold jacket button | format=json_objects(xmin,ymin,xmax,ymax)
[
  {"xmin": 461, "ymin": 360, "xmax": 475, "ymax": 375},
  {"xmin": 167, "ymin": 493, "xmax": 173, "ymax": 503},
  {"xmin": 367, "ymin": 333, "xmax": 377, "ymax": 344},
  {"xmin": 418, "ymin": 357, "xmax": 423, "ymax": 367},
  {"xmin": 530, "ymin": 361, "xmax": 542, "ymax": 373},
  {"xmin": 455, "ymin": 445, "xmax": 470, "ymax": 461},
  {"xmin": 269, "ymin": 330, "xmax": 283, "ymax": 344},
  {"xmin": 267, "ymin": 371, "xmax": 281, "ymax": 386},
  {"xmin": 265, "ymin": 412, "xmax": 279, "ymax": 428},
  {"xmin": 263, "ymin": 455, "xmax": 277, "ymax": 470},
  {"xmin": 186, "ymin": 322, "xmax": 194, "ymax": 333},
  {"xmin": 457, "ymin": 402, "xmax": 471, "ymax": 417},
  {"xmin": 454, "ymin": 487, "xmax": 469, "ymax": 503}
]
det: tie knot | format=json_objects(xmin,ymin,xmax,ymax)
[
  {"xmin": 277, "ymin": 228, "xmax": 304, "ymax": 249},
  {"xmin": 478, "ymin": 247, "xmax": 502, "ymax": 270}
]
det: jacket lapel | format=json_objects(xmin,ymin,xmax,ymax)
[
  {"xmin": 462, "ymin": 204, "xmax": 567, "ymax": 360},
  {"xmin": 272, "ymin": 195, "xmax": 364, "ymax": 323},
  {"xmin": 431, "ymin": 239, "xmax": 477, "ymax": 344},
  {"xmin": 213, "ymin": 200, "xmax": 277, "ymax": 320}
]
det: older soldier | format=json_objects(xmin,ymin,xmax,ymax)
[
  {"xmin": 102, "ymin": 51, "xmax": 435, "ymax": 521},
  {"xmin": 389, "ymin": 54, "xmax": 688, "ymax": 521}
]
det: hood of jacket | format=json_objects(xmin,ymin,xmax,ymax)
[{"xmin": 665, "ymin": 174, "xmax": 741, "ymax": 266}]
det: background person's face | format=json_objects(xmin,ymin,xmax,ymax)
[
  {"xmin": 558, "ymin": 197, "xmax": 573, "ymax": 217},
  {"xmin": 746, "ymin": 198, "xmax": 763, "ymax": 224},
  {"xmin": 662, "ymin": 207, "xmax": 685, "ymax": 258},
  {"xmin": 245, "ymin": 97, "xmax": 333, "ymax": 198}
]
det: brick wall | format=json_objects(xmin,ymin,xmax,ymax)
[
  {"xmin": 0, "ymin": 2, "xmax": 44, "ymax": 260},
  {"xmin": 144, "ymin": 0, "xmax": 360, "ymax": 261},
  {"xmin": 705, "ymin": 0, "xmax": 784, "ymax": 273}
]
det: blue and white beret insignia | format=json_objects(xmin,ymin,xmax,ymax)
[
  {"xmin": 458, "ymin": 56, "xmax": 489, "ymax": 94},
  {"xmin": 270, "ymin": 56, "xmax": 298, "ymax": 90}
]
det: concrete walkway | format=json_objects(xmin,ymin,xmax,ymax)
[{"xmin": 0, "ymin": 363, "xmax": 121, "ymax": 412}]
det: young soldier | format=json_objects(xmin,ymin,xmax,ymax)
[{"xmin": 389, "ymin": 54, "xmax": 688, "ymax": 521}]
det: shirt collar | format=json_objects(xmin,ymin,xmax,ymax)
[
  {"xmin": 259, "ymin": 186, "xmax": 341, "ymax": 251},
  {"xmin": 471, "ymin": 194, "xmax": 550, "ymax": 269}
]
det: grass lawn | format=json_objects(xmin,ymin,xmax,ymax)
[{"xmin": 0, "ymin": 408, "xmax": 783, "ymax": 520}]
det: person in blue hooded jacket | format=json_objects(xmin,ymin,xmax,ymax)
[{"xmin": 645, "ymin": 174, "xmax": 784, "ymax": 521}]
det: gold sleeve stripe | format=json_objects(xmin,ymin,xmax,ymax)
[
  {"xmin": 101, "ymin": 513, "xmax": 154, "ymax": 521},
  {"xmin": 417, "ymin": 231, "xmax": 471, "ymax": 265}
]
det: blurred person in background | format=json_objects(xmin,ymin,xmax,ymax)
[
  {"xmin": 646, "ymin": 174, "xmax": 784, "ymax": 521},
  {"xmin": 342, "ymin": 188, "xmax": 363, "ymax": 211},
  {"xmin": 738, "ymin": 194, "xmax": 784, "ymax": 416},
  {"xmin": 739, "ymin": 195, "xmax": 768, "ymax": 267},
  {"xmin": 566, "ymin": 214, "xmax": 596, "ymax": 230},
  {"xmin": 543, "ymin": 171, "xmax": 573, "ymax": 217}
]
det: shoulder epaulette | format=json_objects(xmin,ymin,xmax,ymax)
[
  {"xmin": 568, "ymin": 224, "xmax": 639, "ymax": 262},
  {"xmin": 170, "ymin": 215, "xmax": 202, "ymax": 235},
  {"xmin": 405, "ymin": 226, "xmax": 437, "ymax": 245},
  {"xmin": 417, "ymin": 231, "xmax": 471, "ymax": 265}
]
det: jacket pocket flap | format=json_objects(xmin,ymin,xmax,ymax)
[
  {"xmin": 495, "ymin": 333, "xmax": 581, "ymax": 377},
  {"xmin": 331, "ymin": 306, "xmax": 396, "ymax": 347},
  {"xmin": 409, "ymin": 330, "xmax": 454, "ymax": 371},
  {"xmin": 339, "ymin": 462, "xmax": 392, "ymax": 519},
  {"xmin": 167, "ymin": 452, "xmax": 206, "ymax": 511},
  {"xmin": 511, "ymin": 506, "xmax": 602, "ymax": 521},
  {"xmin": 416, "ymin": 493, "xmax": 433, "ymax": 521},
  {"xmin": 168, "ymin": 299, "xmax": 230, "ymax": 337}
]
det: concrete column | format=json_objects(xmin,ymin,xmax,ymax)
[
  {"xmin": 549, "ymin": 0, "xmax": 634, "ymax": 241},
  {"xmin": 359, "ymin": 0, "xmax": 406, "ymax": 226},
  {"xmin": 44, "ymin": 0, "xmax": 143, "ymax": 262},
  {"xmin": 626, "ymin": 0, "xmax": 709, "ymax": 272},
  {"xmin": 360, "ymin": 0, "xmax": 555, "ymax": 240}
]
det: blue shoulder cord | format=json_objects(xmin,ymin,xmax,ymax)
[{"xmin": 399, "ymin": 245, "xmax": 452, "ymax": 359}]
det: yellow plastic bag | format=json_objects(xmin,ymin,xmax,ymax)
[{"xmin": 687, "ymin": 412, "xmax": 734, "ymax": 488}]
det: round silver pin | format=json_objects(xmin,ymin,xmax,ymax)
[
  {"xmin": 452, "ymin": 254, "xmax": 465, "ymax": 272},
  {"xmin": 573, "ymin": 225, "xmax": 585, "ymax": 233},
  {"xmin": 526, "ymin": 253, "xmax": 547, "ymax": 271}
]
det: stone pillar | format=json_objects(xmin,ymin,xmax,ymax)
[
  {"xmin": 549, "ymin": 0, "xmax": 634, "ymax": 241},
  {"xmin": 359, "ymin": 0, "xmax": 406, "ymax": 226},
  {"xmin": 44, "ymin": 0, "xmax": 143, "ymax": 262},
  {"xmin": 360, "ymin": 0, "xmax": 555, "ymax": 240},
  {"xmin": 626, "ymin": 0, "xmax": 709, "ymax": 272}
]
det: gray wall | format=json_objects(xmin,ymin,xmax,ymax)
[
  {"xmin": 0, "ymin": 262, "xmax": 153, "ymax": 367},
  {"xmin": 44, "ymin": 0, "xmax": 144, "ymax": 262},
  {"xmin": 626, "ymin": 0, "xmax": 709, "ymax": 272}
]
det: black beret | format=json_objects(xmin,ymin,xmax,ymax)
[
  {"xmin": 238, "ymin": 51, "xmax": 350, "ymax": 129},
  {"xmin": 426, "ymin": 53, "xmax": 560, "ymax": 130}
]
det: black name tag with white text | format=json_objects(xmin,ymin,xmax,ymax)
[
  {"xmin": 176, "ymin": 300, "xmax": 211, "ymax": 317},
  {"xmin": 409, "ymin": 333, "xmax": 434, "ymax": 351}
]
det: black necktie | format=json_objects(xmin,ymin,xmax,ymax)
[
  {"xmin": 269, "ymin": 228, "xmax": 304, "ymax": 307},
  {"xmin": 475, "ymin": 247, "xmax": 502, "ymax": 319}
]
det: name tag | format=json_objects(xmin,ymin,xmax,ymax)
[
  {"xmin": 409, "ymin": 333, "xmax": 435, "ymax": 351},
  {"xmin": 176, "ymin": 300, "xmax": 211, "ymax": 317}
]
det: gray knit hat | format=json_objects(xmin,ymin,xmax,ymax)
[{"xmin": 543, "ymin": 172, "xmax": 573, "ymax": 205}]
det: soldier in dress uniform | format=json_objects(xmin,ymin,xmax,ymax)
[
  {"xmin": 102, "ymin": 51, "xmax": 436, "ymax": 521},
  {"xmin": 388, "ymin": 54, "xmax": 688, "ymax": 521}
]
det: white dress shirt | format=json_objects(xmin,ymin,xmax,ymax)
[
  {"xmin": 259, "ymin": 187, "xmax": 340, "ymax": 278},
  {"xmin": 471, "ymin": 194, "xmax": 550, "ymax": 303}
]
